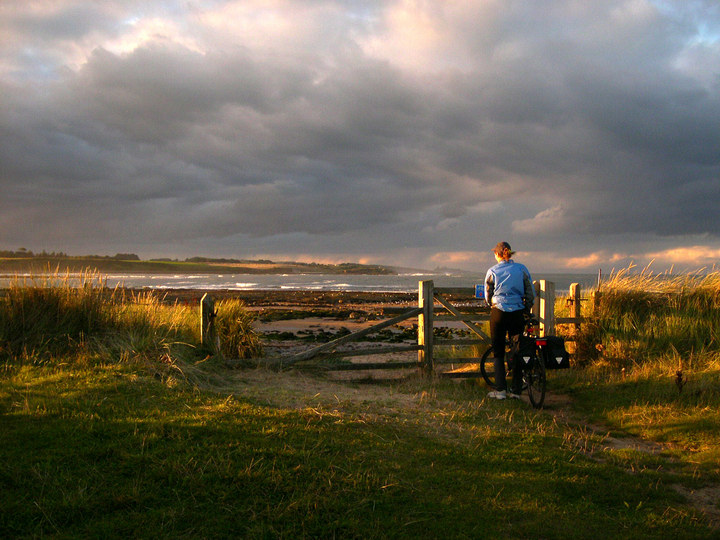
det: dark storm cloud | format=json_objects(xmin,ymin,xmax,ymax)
[{"xmin": 1, "ymin": 0, "xmax": 719, "ymax": 270}]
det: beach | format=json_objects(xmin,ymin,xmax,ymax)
[{"xmin": 155, "ymin": 287, "xmax": 487, "ymax": 376}]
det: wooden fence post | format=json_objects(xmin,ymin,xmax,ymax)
[
  {"xmin": 569, "ymin": 283, "xmax": 581, "ymax": 335},
  {"xmin": 201, "ymin": 293, "xmax": 217, "ymax": 349},
  {"xmin": 532, "ymin": 281, "xmax": 541, "ymax": 319},
  {"xmin": 418, "ymin": 280, "xmax": 434, "ymax": 377},
  {"xmin": 538, "ymin": 280, "xmax": 555, "ymax": 337}
]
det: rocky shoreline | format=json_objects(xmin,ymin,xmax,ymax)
[
  {"xmin": 211, "ymin": 289, "xmax": 486, "ymax": 373},
  {"xmin": 146, "ymin": 287, "xmax": 480, "ymax": 308},
  {"xmin": 147, "ymin": 288, "xmax": 417, "ymax": 308}
]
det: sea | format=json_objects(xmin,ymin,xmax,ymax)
[{"xmin": 1, "ymin": 271, "xmax": 598, "ymax": 294}]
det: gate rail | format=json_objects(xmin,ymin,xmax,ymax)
[{"xmin": 225, "ymin": 280, "xmax": 585, "ymax": 374}]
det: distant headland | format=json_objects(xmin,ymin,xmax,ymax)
[{"xmin": 0, "ymin": 249, "xmax": 396, "ymax": 275}]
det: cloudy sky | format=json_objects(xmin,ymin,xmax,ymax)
[{"xmin": 1, "ymin": 1, "xmax": 719, "ymax": 273}]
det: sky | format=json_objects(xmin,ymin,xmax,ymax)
[{"xmin": 1, "ymin": 0, "xmax": 719, "ymax": 273}]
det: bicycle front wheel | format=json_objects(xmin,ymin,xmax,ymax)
[{"xmin": 525, "ymin": 355, "xmax": 546, "ymax": 409}]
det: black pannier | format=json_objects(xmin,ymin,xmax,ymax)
[
  {"xmin": 541, "ymin": 336, "xmax": 570, "ymax": 370},
  {"xmin": 511, "ymin": 335, "xmax": 538, "ymax": 370}
]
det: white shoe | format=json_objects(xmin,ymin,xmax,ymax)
[
  {"xmin": 488, "ymin": 390, "xmax": 507, "ymax": 400},
  {"xmin": 508, "ymin": 392, "xmax": 521, "ymax": 400}
]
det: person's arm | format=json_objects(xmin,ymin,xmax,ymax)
[
  {"xmin": 522, "ymin": 269, "xmax": 534, "ymax": 310},
  {"xmin": 484, "ymin": 271, "xmax": 494, "ymax": 305}
]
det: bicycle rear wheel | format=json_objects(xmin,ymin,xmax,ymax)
[
  {"xmin": 480, "ymin": 346, "xmax": 497, "ymax": 389},
  {"xmin": 525, "ymin": 354, "xmax": 546, "ymax": 409},
  {"xmin": 481, "ymin": 345, "xmax": 519, "ymax": 391}
]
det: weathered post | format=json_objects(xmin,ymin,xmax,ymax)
[
  {"xmin": 532, "ymin": 281, "xmax": 541, "ymax": 319},
  {"xmin": 592, "ymin": 269, "xmax": 603, "ymax": 317},
  {"xmin": 201, "ymin": 293, "xmax": 217, "ymax": 349},
  {"xmin": 569, "ymin": 283, "xmax": 581, "ymax": 335},
  {"xmin": 538, "ymin": 280, "xmax": 555, "ymax": 337},
  {"xmin": 418, "ymin": 280, "xmax": 434, "ymax": 377}
]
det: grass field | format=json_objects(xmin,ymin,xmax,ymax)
[{"xmin": 1, "ymin": 269, "xmax": 719, "ymax": 538}]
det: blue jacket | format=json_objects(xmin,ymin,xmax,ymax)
[{"xmin": 484, "ymin": 259, "xmax": 534, "ymax": 312}]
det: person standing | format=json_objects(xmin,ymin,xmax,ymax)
[{"xmin": 484, "ymin": 241, "xmax": 534, "ymax": 400}]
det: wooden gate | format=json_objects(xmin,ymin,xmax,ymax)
[{"xmin": 226, "ymin": 280, "xmax": 583, "ymax": 375}]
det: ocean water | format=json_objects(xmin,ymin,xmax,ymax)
[{"xmin": 1, "ymin": 271, "xmax": 598, "ymax": 293}]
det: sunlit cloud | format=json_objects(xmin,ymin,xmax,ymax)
[
  {"xmin": 429, "ymin": 251, "xmax": 482, "ymax": 267},
  {"xmin": 562, "ymin": 251, "xmax": 629, "ymax": 270},
  {"xmin": 646, "ymin": 246, "xmax": 720, "ymax": 266},
  {"xmin": 360, "ymin": 1, "xmax": 444, "ymax": 71},
  {"xmin": 512, "ymin": 205, "xmax": 568, "ymax": 235},
  {"xmin": 105, "ymin": 17, "xmax": 202, "ymax": 57}
]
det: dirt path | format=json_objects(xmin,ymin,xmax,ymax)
[
  {"xmin": 538, "ymin": 393, "xmax": 720, "ymax": 529},
  {"xmin": 218, "ymin": 292, "xmax": 720, "ymax": 529},
  {"xmin": 205, "ymin": 366, "xmax": 720, "ymax": 529}
]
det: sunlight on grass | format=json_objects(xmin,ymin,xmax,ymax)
[
  {"xmin": 549, "ymin": 265, "xmax": 720, "ymax": 489},
  {"xmin": 2, "ymin": 267, "xmax": 720, "ymax": 536},
  {"xmin": 580, "ymin": 265, "xmax": 720, "ymax": 369},
  {"xmin": 0, "ymin": 270, "xmax": 262, "ymax": 380}
]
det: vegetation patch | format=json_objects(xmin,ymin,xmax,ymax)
[
  {"xmin": 2, "ymin": 364, "xmax": 716, "ymax": 538},
  {"xmin": 2, "ymin": 268, "xmax": 720, "ymax": 536},
  {"xmin": 550, "ymin": 267, "xmax": 720, "ymax": 497}
]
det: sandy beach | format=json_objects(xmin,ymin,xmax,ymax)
[
  {"xmin": 210, "ymin": 288, "xmax": 485, "ymax": 378},
  {"xmin": 146, "ymin": 288, "xmax": 487, "ymax": 377}
]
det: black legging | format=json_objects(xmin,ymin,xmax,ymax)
[{"xmin": 489, "ymin": 307, "xmax": 525, "ymax": 392}]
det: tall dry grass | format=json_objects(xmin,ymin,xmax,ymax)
[
  {"xmin": 0, "ymin": 270, "xmax": 262, "ymax": 375},
  {"xmin": 572, "ymin": 266, "xmax": 720, "ymax": 372},
  {"xmin": 215, "ymin": 299, "xmax": 263, "ymax": 359},
  {"xmin": 0, "ymin": 270, "xmax": 113, "ymax": 361}
]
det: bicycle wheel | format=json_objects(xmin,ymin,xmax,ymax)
[
  {"xmin": 525, "ymin": 353, "xmax": 546, "ymax": 409},
  {"xmin": 481, "ymin": 345, "xmax": 516, "ymax": 390},
  {"xmin": 480, "ymin": 346, "xmax": 497, "ymax": 389}
]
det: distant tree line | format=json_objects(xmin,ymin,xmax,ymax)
[
  {"xmin": 183, "ymin": 257, "xmax": 273, "ymax": 264},
  {"xmin": 0, "ymin": 249, "xmax": 139, "ymax": 261},
  {"xmin": 180, "ymin": 257, "xmax": 390, "ymax": 273},
  {"xmin": 0, "ymin": 250, "xmax": 394, "ymax": 274}
]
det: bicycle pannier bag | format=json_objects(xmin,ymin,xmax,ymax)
[
  {"xmin": 542, "ymin": 336, "xmax": 570, "ymax": 370},
  {"xmin": 511, "ymin": 335, "xmax": 538, "ymax": 369}
]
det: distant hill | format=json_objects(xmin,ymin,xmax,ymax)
[{"xmin": 0, "ymin": 251, "xmax": 396, "ymax": 276}]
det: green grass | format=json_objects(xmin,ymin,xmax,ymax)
[
  {"xmin": 1, "ymin": 269, "xmax": 720, "ymax": 537},
  {"xmin": 1, "ymin": 365, "xmax": 715, "ymax": 538},
  {"xmin": 551, "ymin": 266, "xmax": 720, "ymax": 486},
  {"xmin": 551, "ymin": 365, "xmax": 720, "ymax": 478}
]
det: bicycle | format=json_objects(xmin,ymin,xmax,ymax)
[{"xmin": 480, "ymin": 314, "xmax": 549, "ymax": 409}]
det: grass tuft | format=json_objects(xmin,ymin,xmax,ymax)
[
  {"xmin": 215, "ymin": 299, "xmax": 263, "ymax": 359},
  {"xmin": 0, "ymin": 270, "xmax": 261, "ymax": 379},
  {"xmin": 567, "ymin": 266, "xmax": 720, "ymax": 372}
]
